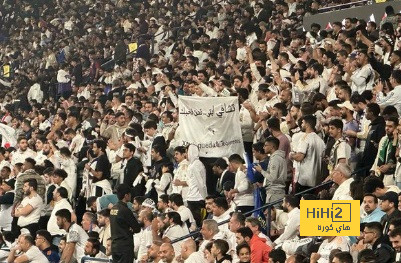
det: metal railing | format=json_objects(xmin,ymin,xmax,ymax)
[
  {"xmin": 171, "ymin": 166, "xmax": 369, "ymax": 244},
  {"xmin": 318, "ymin": 0, "xmax": 370, "ymax": 13},
  {"xmin": 81, "ymin": 256, "xmax": 112, "ymax": 263}
]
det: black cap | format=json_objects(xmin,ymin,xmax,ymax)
[{"xmin": 379, "ymin": 191, "xmax": 399, "ymax": 206}]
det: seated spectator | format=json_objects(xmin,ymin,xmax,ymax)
[
  {"xmin": 83, "ymin": 237, "xmax": 108, "ymax": 260},
  {"xmin": 35, "ymin": 229, "xmax": 60, "ymax": 263},
  {"xmin": 273, "ymin": 195, "xmax": 300, "ymax": 247},
  {"xmin": 361, "ymin": 193, "xmax": 386, "ymax": 223},
  {"xmin": 7, "ymin": 234, "xmax": 49, "ymax": 263},
  {"xmin": 180, "ymin": 238, "xmax": 204, "ymax": 262},
  {"xmin": 380, "ymin": 192, "xmax": 401, "ymax": 234},
  {"xmin": 159, "ymin": 242, "xmax": 175, "ymax": 263},
  {"xmin": 332, "ymin": 251, "xmax": 353, "ymax": 263},
  {"xmin": 236, "ymin": 242, "xmax": 251, "ymax": 263},
  {"xmin": 331, "ymin": 163, "xmax": 354, "ymax": 200},
  {"xmin": 236, "ymin": 227, "xmax": 271, "ymax": 263},
  {"xmin": 211, "ymin": 239, "xmax": 232, "ymax": 263},
  {"xmin": 269, "ymin": 248, "xmax": 286, "ymax": 263}
]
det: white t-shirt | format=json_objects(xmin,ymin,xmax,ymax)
[
  {"xmin": 296, "ymin": 132, "xmax": 325, "ymax": 187},
  {"xmin": 25, "ymin": 245, "xmax": 50, "ymax": 263},
  {"xmin": 17, "ymin": 194, "xmax": 43, "ymax": 227},
  {"xmin": 163, "ymin": 224, "xmax": 189, "ymax": 256},
  {"xmin": 66, "ymin": 223, "xmax": 89, "ymax": 262},
  {"xmin": 48, "ymin": 198, "xmax": 73, "ymax": 236},
  {"xmin": 317, "ymin": 236, "xmax": 350, "ymax": 263},
  {"xmin": 177, "ymin": 206, "xmax": 196, "ymax": 227}
]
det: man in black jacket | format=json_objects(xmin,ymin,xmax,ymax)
[
  {"xmin": 110, "ymin": 184, "xmax": 141, "ymax": 263},
  {"xmin": 356, "ymin": 103, "xmax": 386, "ymax": 178},
  {"xmin": 122, "ymin": 143, "xmax": 143, "ymax": 189},
  {"xmin": 358, "ymin": 222, "xmax": 395, "ymax": 263}
]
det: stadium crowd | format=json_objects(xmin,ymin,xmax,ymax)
[{"xmin": 2, "ymin": 0, "xmax": 401, "ymax": 262}]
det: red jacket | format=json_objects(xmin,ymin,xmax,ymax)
[{"xmin": 250, "ymin": 235, "xmax": 272, "ymax": 263}]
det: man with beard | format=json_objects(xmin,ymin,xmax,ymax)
[
  {"xmin": 294, "ymin": 63, "xmax": 328, "ymax": 97},
  {"xmin": 272, "ymin": 195, "xmax": 300, "ymax": 247},
  {"xmin": 377, "ymin": 70, "xmax": 401, "ymax": 116},
  {"xmin": 12, "ymin": 137, "xmax": 36, "ymax": 166},
  {"xmin": 347, "ymin": 94, "xmax": 370, "ymax": 154},
  {"xmin": 361, "ymin": 194, "xmax": 386, "ymax": 223},
  {"xmin": 338, "ymin": 101, "xmax": 358, "ymax": 167},
  {"xmin": 97, "ymin": 208, "xmax": 111, "ymax": 248},
  {"xmin": 351, "ymin": 222, "xmax": 395, "ymax": 263},
  {"xmin": 356, "ymin": 103, "xmax": 385, "ymax": 177},
  {"xmin": 137, "ymin": 209, "xmax": 154, "ymax": 262},
  {"xmin": 370, "ymin": 117, "xmax": 398, "ymax": 186},
  {"xmin": 48, "ymin": 187, "xmax": 75, "ymax": 246},
  {"xmin": 15, "ymin": 178, "xmax": 43, "ymax": 237},
  {"xmin": 290, "ymin": 115, "xmax": 325, "ymax": 193},
  {"xmin": 347, "ymin": 49, "xmax": 374, "ymax": 94}
]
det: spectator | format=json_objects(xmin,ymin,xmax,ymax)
[
  {"xmin": 235, "ymin": 226, "xmax": 271, "ymax": 263},
  {"xmin": 331, "ymin": 163, "xmax": 354, "ymax": 200},
  {"xmin": 56, "ymin": 209, "xmax": 88, "ymax": 262},
  {"xmin": 361, "ymin": 194, "xmax": 386, "ymax": 223},
  {"xmin": 7, "ymin": 234, "xmax": 49, "ymax": 263},
  {"xmin": 15, "ymin": 178, "xmax": 43, "ymax": 237},
  {"xmin": 35, "ymin": 230, "xmax": 60, "ymax": 263},
  {"xmin": 273, "ymin": 195, "xmax": 300, "ymax": 247},
  {"xmin": 380, "ymin": 192, "xmax": 401, "ymax": 234}
]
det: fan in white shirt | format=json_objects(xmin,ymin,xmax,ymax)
[
  {"xmin": 168, "ymin": 193, "xmax": 196, "ymax": 231},
  {"xmin": 331, "ymin": 163, "xmax": 354, "ymax": 200},
  {"xmin": 180, "ymin": 238, "xmax": 205, "ymax": 263}
]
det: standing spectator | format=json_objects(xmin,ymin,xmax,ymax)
[
  {"xmin": 185, "ymin": 145, "xmax": 207, "ymax": 227},
  {"xmin": 110, "ymin": 184, "xmax": 141, "ymax": 263},
  {"xmin": 56, "ymin": 209, "xmax": 89, "ymax": 263},
  {"xmin": 228, "ymin": 154, "xmax": 254, "ymax": 214},
  {"xmin": 172, "ymin": 146, "xmax": 189, "ymax": 200},
  {"xmin": 290, "ymin": 115, "xmax": 325, "ymax": 193},
  {"xmin": 97, "ymin": 208, "xmax": 111, "ymax": 248},
  {"xmin": 255, "ymin": 136, "xmax": 287, "ymax": 203},
  {"xmin": 370, "ymin": 117, "xmax": 398, "ymax": 186},
  {"xmin": 0, "ymin": 178, "xmax": 15, "ymax": 231},
  {"xmin": 15, "ymin": 178, "xmax": 43, "ymax": 237},
  {"xmin": 12, "ymin": 138, "xmax": 36, "ymax": 166},
  {"xmin": 356, "ymin": 103, "xmax": 385, "ymax": 177},
  {"xmin": 47, "ymin": 187, "xmax": 75, "ymax": 246}
]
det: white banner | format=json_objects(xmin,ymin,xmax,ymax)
[{"xmin": 178, "ymin": 96, "xmax": 244, "ymax": 158}]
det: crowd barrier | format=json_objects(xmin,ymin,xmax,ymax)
[
  {"xmin": 171, "ymin": 166, "xmax": 370, "ymax": 244},
  {"xmin": 81, "ymin": 256, "xmax": 112, "ymax": 263}
]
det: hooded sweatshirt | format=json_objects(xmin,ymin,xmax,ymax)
[
  {"xmin": 261, "ymin": 150, "xmax": 287, "ymax": 192},
  {"xmin": 186, "ymin": 145, "xmax": 207, "ymax": 201}
]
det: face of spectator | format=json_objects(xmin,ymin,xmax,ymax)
[
  {"xmin": 344, "ymin": 19, "xmax": 351, "ymax": 29},
  {"xmin": 23, "ymin": 182, "xmax": 31, "ymax": 196},
  {"xmin": 159, "ymin": 244, "xmax": 175, "ymax": 262},
  {"xmin": 132, "ymin": 199, "xmax": 141, "ymax": 212},
  {"xmin": 233, "ymin": 78, "xmax": 242, "ymax": 89},
  {"xmin": 174, "ymin": 151, "xmax": 186, "ymax": 163},
  {"xmin": 238, "ymin": 247, "xmax": 251, "ymax": 262},
  {"xmin": 147, "ymin": 243, "xmax": 160, "ymax": 260},
  {"xmin": 380, "ymin": 200, "xmax": 393, "ymax": 213},
  {"xmin": 105, "ymin": 239, "xmax": 112, "ymax": 256},
  {"xmin": 390, "ymin": 235, "xmax": 401, "ymax": 252},
  {"xmin": 116, "ymin": 115, "xmax": 126, "ymax": 126},
  {"xmin": 122, "ymin": 147, "xmax": 133, "ymax": 159},
  {"xmin": 235, "ymin": 232, "xmax": 246, "ymax": 245},
  {"xmin": 362, "ymin": 227, "xmax": 377, "ymax": 244},
  {"xmin": 328, "ymin": 125, "xmax": 341, "ymax": 139},
  {"xmin": 204, "ymin": 248, "xmax": 214, "ymax": 263},
  {"xmin": 363, "ymin": 196, "xmax": 378, "ymax": 214},
  {"xmin": 385, "ymin": 120, "xmax": 396, "ymax": 137},
  {"xmin": 81, "ymin": 214, "xmax": 93, "ymax": 231},
  {"xmin": 19, "ymin": 139, "xmax": 28, "ymax": 151},
  {"xmin": 205, "ymin": 198, "xmax": 214, "ymax": 213},
  {"xmin": 84, "ymin": 241, "xmax": 95, "ymax": 256}
]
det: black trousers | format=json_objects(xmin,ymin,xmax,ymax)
[
  {"xmin": 187, "ymin": 200, "xmax": 205, "ymax": 227},
  {"xmin": 112, "ymin": 248, "xmax": 134, "ymax": 263},
  {"xmin": 295, "ymin": 182, "xmax": 312, "ymax": 194}
]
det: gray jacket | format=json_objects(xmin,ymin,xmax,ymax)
[{"xmin": 262, "ymin": 150, "xmax": 287, "ymax": 192}]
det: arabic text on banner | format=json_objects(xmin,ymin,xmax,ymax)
[{"xmin": 178, "ymin": 96, "xmax": 245, "ymax": 158}]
